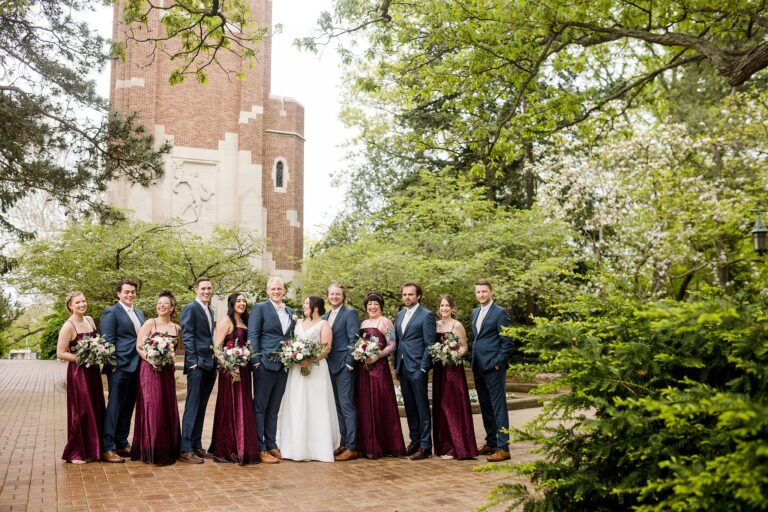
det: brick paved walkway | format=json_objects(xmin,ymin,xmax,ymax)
[{"xmin": 0, "ymin": 361, "xmax": 541, "ymax": 512}]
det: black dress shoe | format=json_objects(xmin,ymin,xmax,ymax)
[
  {"xmin": 194, "ymin": 448, "xmax": 215, "ymax": 459},
  {"xmin": 409, "ymin": 448, "xmax": 432, "ymax": 461},
  {"xmin": 405, "ymin": 444, "xmax": 419, "ymax": 456},
  {"xmin": 179, "ymin": 452, "xmax": 204, "ymax": 464}
]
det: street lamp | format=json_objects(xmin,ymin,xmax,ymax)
[{"xmin": 751, "ymin": 206, "xmax": 768, "ymax": 255}]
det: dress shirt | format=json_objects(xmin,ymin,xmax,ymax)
[
  {"xmin": 119, "ymin": 301, "xmax": 141, "ymax": 333},
  {"xmin": 328, "ymin": 307, "xmax": 341, "ymax": 327},
  {"xmin": 271, "ymin": 300, "xmax": 290, "ymax": 334},
  {"xmin": 476, "ymin": 301, "xmax": 493, "ymax": 333},
  {"xmin": 401, "ymin": 304, "xmax": 419, "ymax": 333}
]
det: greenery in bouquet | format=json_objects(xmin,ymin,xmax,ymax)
[
  {"xmin": 349, "ymin": 331, "xmax": 382, "ymax": 369},
  {"xmin": 75, "ymin": 334, "xmax": 115, "ymax": 369},
  {"xmin": 272, "ymin": 334, "xmax": 323, "ymax": 376},
  {"xmin": 218, "ymin": 338, "xmax": 251, "ymax": 383},
  {"xmin": 428, "ymin": 332, "xmax": 463, "ymax": 366},
  {"xmin": 143, "ymin": 333, "xmax": 176, "ymax": 372}
]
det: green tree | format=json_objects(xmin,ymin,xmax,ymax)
[
  {"xmin": 10, "ymin": 217, "xmax": 267, "ymax": 319},
  {"xmin": 301, "ymin": 1, "xmax": 768, "ymax": 209},
  {"xmin": 487, "ymin": 296, "xmax": 768, "ymax": 511},
  {"xmin": 304, "ymin": 174, "xmax": 582, "ymax": 323}
]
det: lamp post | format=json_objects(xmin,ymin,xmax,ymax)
[{"xmin": 751, "ymin": 206, "xmax": 768, "ymax": 255}]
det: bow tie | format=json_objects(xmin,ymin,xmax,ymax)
[{"xmin": 274, "ymin": 304, "xmax": 285, "ymax": 310}]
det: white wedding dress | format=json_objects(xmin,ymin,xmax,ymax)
[{"xmin": 278, "ymin": 320, "xmax": 340, "ymax": 462}]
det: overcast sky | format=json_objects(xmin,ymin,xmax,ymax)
[{"xmin": 93, "ymin": 1, "xmax": 349, "ymax": 239}]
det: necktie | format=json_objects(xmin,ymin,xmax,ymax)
[
  {"xmin": 127, "ymin": 308, "xmax": 141, "ymax": 333},
  {"xmin": 328, "ymin": 309, "xmax": 338, "ymax": 327},
  {"xmin": 205, "ymin": 306, "xmax": 213, "ymax": 333},
  {"xmin": 401, "ymin": 307, "xmax": 414, "ymax": 333},
  {"xmin": 476, "ymin": 307, "xmax": 488, "ymax": 333}
]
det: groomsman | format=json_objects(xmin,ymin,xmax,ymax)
[
  {"xmin": 395, "ymin": 282, "xmax": 436, "ymax": 460},
  {"xmin": 249, "ymin": 276, "xmax": 296, "ymax": 464},
  {"xmin": 100, "ymin": 279, "xmax": 144, "ymax": 463},
  {"xmin": 179, "ymin": 277, "xmax": 217, "ymax": 464},
  {"xmin": 470, "ymin": 278, "xmax": 513, "ymax": 462},
  {"xmin": 322, "ymin": 284, "xmax": 360, "ymax": 461}
]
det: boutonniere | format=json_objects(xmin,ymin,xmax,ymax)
[{"xmin": 291, "ymin": 314, "xmax": 298, "ymax": 322}]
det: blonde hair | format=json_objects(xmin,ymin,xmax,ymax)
[
  {"xmin": 267, "ymin": 276, "xmax": 285, "ymax": 288},
  {"xmin": 65, "ymin": 291, "xmax": 85, "ymax": 313}
]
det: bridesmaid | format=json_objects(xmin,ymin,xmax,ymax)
[
  {"xmin": 208, "ymin": 293, "xmax": 259, "ymax": 465},
  {"xmin": 57, "ymin": 291, "xmax": 105, "ymax": 464},
  {"xmin": 355, "ymin": 292, "xmax": 406, "ymax": 459},
  {"xmin": 432, "ymin": 295, "xmax": 478, "ymax": 459},
  {"xmin": 131, "ymin": 290, "xmax": 182, "ymax": 465}
]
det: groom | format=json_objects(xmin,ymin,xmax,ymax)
[
  {"xmin": 395, "ymin": 281, "xmax": 436, "ymax": 460},
  {"xmin": 322, "ymin": 284, "xmax": 360, "ymax": 461},
  {"xmin": 100, "ymin": 279, "xmax": 143, "ymax": 463},
  {"xmin": 249, "ymin": 276, "xmax": 296, "ymax": 464}
]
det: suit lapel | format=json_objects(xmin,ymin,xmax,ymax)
[{"xmin": 478, "ymin": 303, "xmax": 496, "ymax": 336}]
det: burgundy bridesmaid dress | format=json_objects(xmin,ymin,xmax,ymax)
[
  {"xmin": 355, "ymin": 326, "xmax": 406, "ymax": 459},
  {"xmin": 432, "ymin": 332, "xmax": 478, "ymax": 459},
  {"xmin": 131, "ymin": 332, "xmax": 181, "ymax": 465},
  {"xmin": 62, "ymin": 330, "xmax": 105, "ymax": 463},
  {"xmin": 208, "ymin": 326, "xmax": 259, "ymax": 465}
]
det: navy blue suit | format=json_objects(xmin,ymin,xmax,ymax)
[
  {"xmin": 395, "ymin": 304, "xmax": 436, "ymax": 450},
  {"xmin": 180, "ymin": 300, "xmax": 216, "ymax": 453},
  {"xmin": 100, "ymin": 302, "xmax": 143, "ymax": 452},
  {"xmin": 248, "ymin": 300, "xmax": 295, "ymax": 451},
  {"xmin": 322, "ymin": 305, "xmax": 360, "ymax": 451},
  {"xmin": 471, "ymin": 302, "xmax": 512, "ymax": 451}
]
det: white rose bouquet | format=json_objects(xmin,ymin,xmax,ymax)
[
  {"xmin": 350, "ymin": 332, "xmax": 382, "ymax": 370},
  {"xmin": 428, "ymin": 332, "xmax": 463, "ymax": 366},
  {"xmin": 143, "ymin": 333, "xmax": 177, "ymax": 372},
  {"xmin": 273, "ymin": 334, "xmax": 323, "ymax": 376},
  {"xmin": 218, "ymin": 338, "xmax": 251, "ymax": 383},
  {"xmin": 75, "ymin": 334, "xmax": 116, "ymax": 369}
]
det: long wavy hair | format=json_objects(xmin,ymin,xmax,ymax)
[{"xmin": 227, "ymin": 293, "xmax": 250, "ymax": 326}]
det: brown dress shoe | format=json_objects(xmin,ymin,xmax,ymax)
[
  {"xmin": 335, "ymin": 450, "xmax": 360, "ymax": 461},
  {"xmin": 101, "ymin": 450, "xmax": 125, "ymax": 463},
  {"xmin": 409, "ymin": 448, "xmax": 432, "ymax": 461},
  {"xmin": 179, "ymin": 451, "xmax": 204, "ymax": 464},
  {"xmin": 477, "ymin": 444, "xmax": 496, "ymax": 455},
  {"xmin": 333, "ymin": 447, "xmax": 344, "ymax": 457},
  {"xmin": 486, "ymin": 449, "xmax": 511, "ymax": 462},
  {"xmin": 259, "ymin": 451, "xmax": 279, "ymax": 464},
  {"xmin": 267, "ymin": 448, "xmax": 282, "ymax": 460},
  {"xmin": 115, "ymin": 447, "xmax": 131, "ymax": 458},
  {"xmin": 194, "ymin": 448, "xmax": 215, "ymax": 459}
]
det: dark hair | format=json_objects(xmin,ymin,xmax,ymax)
[
  {"xmin": 115, "ymin": 279, "xmax": 139, "ymax": 294},
  {"xmin": 195, "ymin": 276, "xmax": 212, "ymax": 288},
  {"xmin": 401, "ymin": 281, "xmax": 423, "ymax": 300},
  {"xmin": 227, "ymin": 293, "xmax": 249, "ymax": 326},
  {"xmin": 437, "ymin": 294, "xmax": 456, "ymax": 318},
  {"xmin": 474, "ymin": 278, "xmax": 493, "ymax": 290},
  {"xmin": 363, "ymin": 292, "xmax": 384, "ymax": 310},
  {"xmin": 307, "ymin": 295, "xmax": 326, "ymax": 317},
  {"xmin": 157, "ymin": 290, "xmax": 176, "ymax": 311}
]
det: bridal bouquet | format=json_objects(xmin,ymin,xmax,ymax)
[
  {"xmin": 428, "ymin": 332, "xmax": 463, "ymax": 366},
  {"xmin": 350, "ymin": 332, "xmax": 382, "ymax": 370},
  {"xmin": 143, "ymin": 333, "xmax": 177, "ymax": 372},
  {"xmin": 74, "ymin": 334, "xmax": 116, "ymax": 369},
  {"xmin": 273, "ymin": 335, "xmax": 323, "ymax": 376},
  {"xmin": 218, "ymin": 339, "xmax": 251, "ymax": 383}
]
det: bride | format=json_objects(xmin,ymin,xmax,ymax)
[{"xmin": 278, "ymin": 296, "xmax": 340, "ymax": 462}]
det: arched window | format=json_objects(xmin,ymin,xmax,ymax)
[{"xmin": 275, "ymin": 161, "xmax": 284, "ymax": 188}]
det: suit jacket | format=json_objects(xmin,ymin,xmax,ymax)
[
  {"xmin": 322, "ymin": 305, "xmax": 360, "ymax": 374},
  {"xmin": 248, "ymin": 300, "xmax": 296, "ymax": 372},
  {"xmin": 470, "ymin": 302, "xmax": 513, "ymax": 372},
  {"xmin": 394, "ymin": 304, "xmax": 436, "ymax": 374},
  {"xmin": 181, "ymin": 300, "xmax": 216, "ymax": 374},
  {"xmin": 100, "ymin": 302, "xmax": 144, "ymax": 373}
]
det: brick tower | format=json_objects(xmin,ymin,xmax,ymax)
[{"xmin": 107, "ymin": 0, "xmax": 304, "ymax": 282}]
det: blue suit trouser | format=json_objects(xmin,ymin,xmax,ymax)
[
  {"xmin": 473, "ymin": 364, "xmax": 509, "ymax": 450},
  {"xmin": 399, "ymin": 369, "xmax": 432, "ymax": 450},
  {"xmin": 102, "ymin": 368, "xmax": 137, "ymax": 451},
  {"xmin": 181, "ymin": 367, "xmax": 216, "ymax": 452},
  {"xmin": 253, "ymin": 365, "xmax": 288, "ymax": 451},
  {"xmin": 330, "ymin": 366, "xmax": 357, "ymax": 450}
]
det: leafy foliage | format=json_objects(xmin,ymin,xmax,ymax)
[
  {"xmin": 488, "ymin": 296, "xmax": 768, "ymax": 511},
  {"xmin": 114, "ymin": 0, "xmax": 267, "ymax": 84},
  {"xmin": 0, "ymin": 0, "xmax": 170, "ymax": 242},
  {"xmin": 9, "ymin": 217, "xmax": 267, "ymax": 318},
  {"xmin": 304, "ymin": 173, "xmax": 582, "ymax": 323}
]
